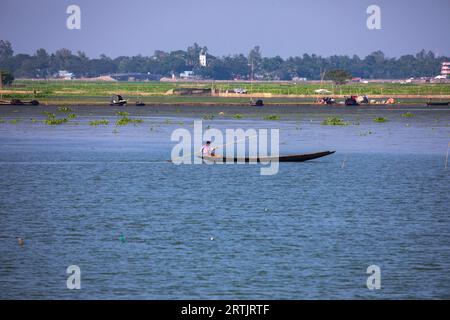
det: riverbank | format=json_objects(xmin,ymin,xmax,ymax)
[
  {"xmin": 1, "ymin": 80, "xmax": 450, "ymax": 106},
  {"xmin": 1, "ymin": 96, "xmax": 450, "ymax": 107}
]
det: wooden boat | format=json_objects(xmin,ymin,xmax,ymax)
[
  {"xmin": 110, "ymin": 95, "xmax": 127, "ymax": 106},
  {"xmin": 344, "ymin": 96, "xmax": 359, "ymax": 106},
  {"xmin": 201, "ymin": 150, "xmax": 335, "ymax": 163},
  {"xmin": 250, "ymin": 99, "xmax": 264, "ymax": 106},
  {"xmin": 426, "ymin": 101, "xmax": 449, "ymax": 106},
  {"xmin": 1, "ymin": 99, "xmax": 40, "ymax": 106}
]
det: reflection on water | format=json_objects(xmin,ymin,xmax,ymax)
[{"xmin": 0, "ymin": 105, "xmax": 449, "ymax": 299}]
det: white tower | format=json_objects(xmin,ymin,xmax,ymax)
[
  {"xmin": 441, "ymin": 62, "xmax": 450, "ymax": 77},
  {"xmin": 199, "ymin": 50, "xmax": 207, "ymax": 67}
]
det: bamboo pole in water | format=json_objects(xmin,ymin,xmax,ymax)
[
  {"xmin": 341, "ymin": 155, "xmax": 347, "ymax": 169},
  {"xmin": 445, "ymin": 142, "xmax": 449, "ymax": 170},
  {"xmin": 0, "ymin": 71, "xmax": 3, "ymax": 100}
]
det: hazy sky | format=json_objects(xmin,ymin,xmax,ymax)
[{"xmin": 1, "ymin": 0, "xmax": 450, "ymax": 58}]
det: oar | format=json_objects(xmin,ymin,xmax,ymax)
[{"xmin": 211, "ymin": 134, "xmax": 258, "ymax": 151}]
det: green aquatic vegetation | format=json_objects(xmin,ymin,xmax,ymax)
[
  {"xmin": 67, "ymin": 113, "xmax": 77, "ymax": 119},
  {"xmin": 114, "ymin": 111, "xmax": 143, "ymax": 126},
  {"xmin": 116, "ymin": 111, "xmax": 129, "ymax": 117},
  {"xmin": 203, "ymin": 114, "xmax": 214, "ymax": 120},
  {"xmin": 89, "ymin": 119, "xmax": 110, "ymax": 126},
  {"xmin": 43, "ymin": 111, "xmax": 56, "ymax": 118},
  {"xmin": 31, "ymin": 118, "xmax": 38, "ymax": 123},
  {"xmin": 45, "ymin": 118, "xmax": 68, "ymax": 125},
  {"xmin": 0, "ymin": 118, "xmax": 5, "ymax": 124},
  {"xmin": 116, "ymin": 117, "xmax": 132, "ymax": 125},
  {"xmin": 402, "ymin": 112, "xmax": 415, "ymax": 118},
  {"xmin": 233, "ymin": 114, "xmax": 243, "ymax": 119},
  {"xmin": 9, "ymin": 119, "xmax": 21, "ymax": 124},
  {"xmin": 43, "ymin": 111, "xmax": 70, "ymax": 125},
  {"xmin": 58, "ymin": 106, "xmax": 72, "ymax": 113},
  {"xmin": 373, "ymin": 117, "xmax": 388, "ymax": 123},
  {"xmin": 116, "ymin": 116, "xmax": 143, "ymax": 126},
  {"xmin": 321, "ymin": 117, "xmax": 348, "ymax": 126},
  {"xmin": 263, "ymin": 114, "xmax": 280, "ymax": 120}
]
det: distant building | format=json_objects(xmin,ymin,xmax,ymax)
[
  {"xmin": 179, "ymin": 71, "xmax": 195, "ymax": 79},
  {"xmin": 109, "ymin": 73, "xmax": 161, "ymax": 81},
  {"xmin": 199, "ymin": 50, "xmax": 207, "ymax": 67},
  {"xmin": 441, "ymin": 62, "xmax": 450, "ymax": 77},
  {"xmin": 57, "ymin": 70, "xmax": 74, "ymax": 80}
]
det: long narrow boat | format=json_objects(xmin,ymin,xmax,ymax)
[
  {"xmin": 0, "ymin": 99, "xmax": 40, "ymax": 106},
  {"xmin": 201, "ymin": 150, "xmax": 335, "ymax": 163},
  {"xmin": 426, "ymin": 102, "xmax": 449, "ymax": 106}
]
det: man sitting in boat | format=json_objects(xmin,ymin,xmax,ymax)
[{"xmin": 201, "ymin": 141, "xmax": 216, "ymax": 157}]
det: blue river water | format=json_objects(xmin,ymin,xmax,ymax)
[{"xmin": 0, "ymin": 105, "xmax": 449, "ymax": 299}]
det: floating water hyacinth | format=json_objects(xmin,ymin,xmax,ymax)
[
  {"xmin": 89, "ymin": 119, "xmax": 109, "ymax": 126},
  {"xmin": 263, "ymin": 114, "xmax": 280, "ymax": 120},
  {"xmin": 321, "ymin": 117, "xmax": 348, "ymax": 126},
  {"xmin": 58, "ymin": 106, "xmax": 72, "ymax": 113},
  {"xmin": 203, "ymin": 114, "xmax": 214, "ymax": 120},
  {"xmin": 373, "ymin": 117, "xmax": 388, "ymax": 123},
  {"xmin": 115, "ymin": 111, "xmax": 143, "ymax": 126}
]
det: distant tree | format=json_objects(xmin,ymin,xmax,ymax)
[
  {"xmin": 325, "ymin": 69, "xmax": 352, "ymax": 85},
  {"xmin": 0, "ymin": 40, "xmax": 14, "ymax": 71},
  {"xmin": 0, "ymin": 40, "xmax": 13, "ymax": 60},
  {"xmin": 0, "ymin": 70, "xmax": 14, "ymax": 85},
  {"xmin": 248, "ymin": 45, "xmax": 262, "ymax": 77},
  {"xmin": 1, "ymin": 40, "xmax": 449, "ymax": 80},
  {"xmin": 35, "ymin": 48, "xmax": 50, "ymax": 78}
]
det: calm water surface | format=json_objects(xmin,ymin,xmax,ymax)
[{"xmin": 0, "ymin": 105, "xmax": 449, "ymax": 299}]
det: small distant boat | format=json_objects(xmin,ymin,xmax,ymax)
[
  {"xmin": 110, "ymin": 95, "xmax": 127, "ymax": 106},
  {"xmin": 251, "ymin": 99, "xmax": 264, "ymax": 106},
  {"xmin": 4, "ymin": 99, "xmax": 40, "ymax": 106},
  {"xmin": 344, "ymin": 96, "xmax": 359, "ymax": 106},
  {"xmin": 426, "ymin": 101, "xmax": 449, "ymax": 106},
  {"xmin": 317, "ymin": 97, "xmax": 336, "ymax": 105},
  {"xmin": 135, "ymin": 100, "xmax": 145, "ymax": 106},
  {"xmin": 201, "ymin": 151, "xmax": 335, "ymax": 163}
]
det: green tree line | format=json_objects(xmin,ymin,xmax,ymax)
[{"xmin": 0, "ymin": 40, "xmax": 448, "ymax": 81}]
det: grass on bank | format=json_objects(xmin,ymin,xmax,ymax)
[{"xmin": 2, "ymin": 80, "xmax": 450, "ymax": 102}]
